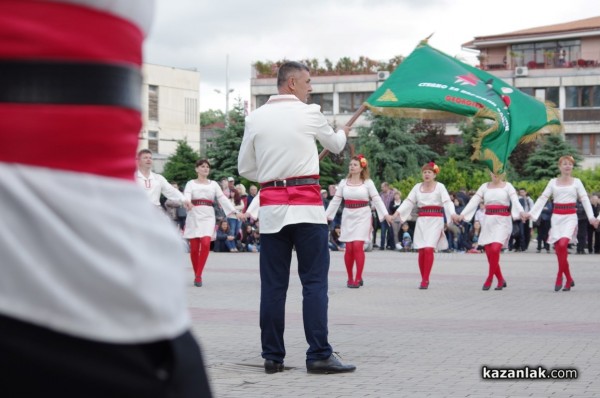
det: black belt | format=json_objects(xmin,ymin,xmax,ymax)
[
  {"xmin": 261, "ymin": 178, "xmax": 319, "ymax": 188},
  {"xmin": 0, "ymin": 60, "xmax": 142, "ymax": 110}
]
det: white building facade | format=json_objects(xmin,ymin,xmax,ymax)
[{"xmin": 139, "ymin": 63, "xmax": 200, "ymax": 170}]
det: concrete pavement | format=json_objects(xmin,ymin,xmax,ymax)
[{"xmin": 186, "ymin": 249, "xmax": 600, "ymax": 398}]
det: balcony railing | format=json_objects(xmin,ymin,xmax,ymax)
[{"xmin": 481, "ymin": 59, "xmax": 599, "ymax": 71}]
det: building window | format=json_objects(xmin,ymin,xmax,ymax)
[
  {"xmin": 339, "ymin": 92, "xmax": 373, "ymax": 114},
  {"xmin": 148, "ymin": 85, "xmax": 159, "ymax": 122},
  {"xmin": 519, "ymin": 87, "xmax": 559, "ymax": 107},
  {"xmin": 309, "ymin": 93, "xmax": 333, "ymax": 114},
  {"xmin": 148, "ymin": 130, "xmax": 159, "ymax": 153},
  {"xmin": 511, "ymin": 40, "xmax": 580, "ymax": 68},
  {"xmin": 256, "ymin": 95, "xmax": 269, "ymax": 108},
  {"xmin": 566, "ymin": 133, "xmax": 600, "ymax": 156},
  {"xmin": 565, "ymin": 86, "xmax": 600, "ymax": 108},
  {"xmin": 185, "ymin": 97, "xmax": 198, "ymax": 125}
]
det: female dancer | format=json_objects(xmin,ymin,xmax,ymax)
[
  {"xmin": 183, "ymin": 159, "xmax": 238, "ymax": 286},
  {"xmin": 325, "ymin": 155, "xmax": 389, "ymax": 288},
  {"xmin": 527, "ymin": 155, "xmax": 598, "ymax": 291},
  {"xmin": 455, "ymin": 172, "xmax": 525, "ymax": 290},
  {"xmin": 387, "ymin": 162, "xmax": 456, "ymax": 289}
]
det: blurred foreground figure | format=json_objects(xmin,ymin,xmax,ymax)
[{"xmin": 0, "ymin": 1, "xmax": 212, "ymax": 396}]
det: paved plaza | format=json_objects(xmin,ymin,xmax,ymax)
[{"xmin": 186, "ymin": 248, "xmax": 600, "ymax": 398}]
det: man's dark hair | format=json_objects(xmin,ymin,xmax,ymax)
[
  {"xmin": 137, "ymin": 149, "xmax": 152, "ymax": 157},
  {"xmin": 277, "ymin": 61, "xmax": 310, "ymax": 88}
]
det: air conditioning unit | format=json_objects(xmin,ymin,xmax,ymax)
[
  {"xmin": 377, "ymin": 70, "xmax": 390, "ymax": 81},
  {"xmin": 515, "ymin": 66, "xmax": 528, "ymax": 77}
]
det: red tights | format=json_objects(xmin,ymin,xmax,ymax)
[
  {"xmin": 417, "ymin": 248, "xmax": 434, "ymax": 287},
  {"xmin": 344, "ymin": 241, "xmax": 365, "ymax": 284},
  {"xmin": 554, "ymin": 238, "xmax": 573, "ymax": 286},
  {"xmin": 189, "ymin": 237, "xmax": 211, "ymax": 282},
  {"xmin": 484, "ymin": 242, "xmax": 504, "ymax": 288}
]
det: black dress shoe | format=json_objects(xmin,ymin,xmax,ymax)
[
  {"xmin": 359, "ymin": 279, "xmax": 364, "ymax": 286},
  {"xmin": 563, "ymin": 280, "xmax": 575, "ymax": 291},
  {"xmin": 306, "ymin": 355, "xmax": 356, "ymax": 374},
  {"xmin": 554, "ymin": 284, "xmax": 562, "ymax": 292},
  {"xmin": 264, "ymin": 359, "xmax": 284, "ymax": 374},
  {"xmin": 194, "ymin": 281, "xmax": 202, "ymax": 287},
  {"xmin": 482, "ymin": 284, "xmax": 491, "ymax": 291}
]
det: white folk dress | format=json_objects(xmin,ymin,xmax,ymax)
[
  {"xmin": 325, "ymin": 179, "xmax": 389, "ymax": 242},
  {"xmin": 530, "ymin": 178, "xmax": 593, "ymax": 244},
  {"xmin": 460, "ymin": 182, "xmax": 523, "ymax": 247},
  {"xmin": 396, "ymin": 182, "xmax": 456, "ymax": 250},
  {"xmin": 183, "ymin": 180, "xmax": 236, "ymax": 240}
]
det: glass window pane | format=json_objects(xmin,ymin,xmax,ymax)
[
  {"xmin": 256, "ymin": 95, "xmax": 269, "ymax": 108},
  {"xmin": 546, "ymin": 87, "xmax": 559, "ymax": 107},
  {"xmin": 565, "ymin": 87, "xmax": 578, "ymax": 107},
  {"xmin": 339, "ymin": 93, "xmax": 352, "ymax": 114},
  {"xmin": 582, "ymin": 134, "xmax": 591, "ymax": 154},
  {"xmin": 592, "ymin": 86, "xmax": 600, "ymax": 107},
  {"xmin": 322, "ymin": 93, "xmax": 333, "ymax": 114}
]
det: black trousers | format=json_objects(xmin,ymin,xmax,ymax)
[
  {"xmin": 259, "ymin": 223, "xmax": 333, "ymax": 363},
  {"xmin": 0, "ymin": 314, "xmax": 212, "ymax": 398}
]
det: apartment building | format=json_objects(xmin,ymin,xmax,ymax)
[
  {"xmin": 463, "ymin": 16, "xmax": 600, "ymax": 168},
  {"xmin": 250, "ymin": 16, "xmax": 600, "ymax": 167},
  {"xmin": 139, "ymin": 63, "xmax": 200, "ymax": 171}
]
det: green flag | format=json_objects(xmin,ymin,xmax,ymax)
[{"xmin": 365, "ymin": 42, "xmax": 562, "ymax": 173}]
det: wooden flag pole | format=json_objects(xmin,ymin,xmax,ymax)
[{"xmin": 318, "ymin": 104, "xmax": 367, "ymax": 161}]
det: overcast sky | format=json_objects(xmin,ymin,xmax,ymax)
[{"xmin": 144, "ymin": 0, "xmax": 598, "ymax": 112}]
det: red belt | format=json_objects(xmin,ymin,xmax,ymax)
[
  {"xmin": 192, "ymin": 199, "xmax": 213, "ymax": 206},
  {"xmin": 553, "ymin": 202, "xmax": 576, "ymax": 215},
  {"xmin": 485, "ymin": 205, "xmax": 510, "ymax": 216},
  {"xmin": 345, "ymin": 200, "xmax": 369, "ymax": 209},
  {"xmin": 259, "ymin": 175, "xmax": 322, "ymax": 207},
  {"xmin": 418, "ymin": 206, "xmax": 443, "ymax": 217}
]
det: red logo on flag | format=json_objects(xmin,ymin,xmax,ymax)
[{"xmin": 455, "ymin": 73, "xmax": 479, "ymax": 86}]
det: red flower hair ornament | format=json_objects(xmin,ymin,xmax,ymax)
[
  {"xmin": 357, "ymin": 154, "xmax": 368, "ymax": 168},
  {"xmin": 422, "ymin": 161, "xmax": 440, "ymax": 174}
]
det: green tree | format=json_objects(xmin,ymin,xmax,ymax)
[
  {"xmin": 355, "ymin": 113, "xmax": 437, "ymax": 185},
  {"xmin": 200, "ymin": 109, "xmax": 224, "ymax": 127},
  {"xmin": 317, "ymin": 142, "xmax": 347, "ymax": 189},
  {"xmin": 162, "ymin": 140, "xmax": 200, "ymax": 187},
  {"xmin": 508, "ymin": 141, "xmax": 536, "ymax": 179},
  {"xmin": 206, "ymin": 99, "xmax": 245, "ymax": 181},
  {"xmin": 440, "ymin": 118, "xmax": 485, "ymax": 173},
  {"xmin": 523, "ymin": 134, "xmax": 582, "ymax": 180},
  {"xmin": 413, "ymin": 120, "xmax": 448, "ymax": 156}
]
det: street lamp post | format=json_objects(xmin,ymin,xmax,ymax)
[{"xmin": 215, "ymin": 54, "xmax": 234, "ymax": 128}]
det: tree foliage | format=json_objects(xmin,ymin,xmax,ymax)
[
  {"xmin": 253, "ymin": 55, "xmax": 405, "ymax": 77},
  {"xmin": 200, "ymin": 109, "xmax": 224, "ymax": 127},
  {"xmin": 440, "ymin": 118, "xmax": 486, "ymax": 173},
  {"xmin": 523, "ymin": 134, "xmax": 582, "ymax": 180},
  {"xmin": 317, "ymin": 142, "xmax": 347, "ymax": 189},
  {"xmin": 508, "ymin": 141, "xmax": 536, "ymax": 179},
  {"xmin": 355, "ymin": 113, "xmax": 437, "ymax": 186},
  {"xmin": 205, "ymin": 99, "xmax": 245, "ymax": 181},
  {"xmin": 162, "ymin": 140, "xmax": 200, "ymax": 187},
  {"xmin": 413, "ymin": 120, "xmax": 448, "ymax": 156}
]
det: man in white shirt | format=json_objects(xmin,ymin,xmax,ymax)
[
  {"xmin": 136, "ymin": 149, "xmax": 190, "ymax": 209},
  {"xmin": 0, "ymin": 2, "xmax": 211, "ymax": 397},
  {"xmin": 239, "ymin": 61, "xmax": 355, "ymax": 375}
]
